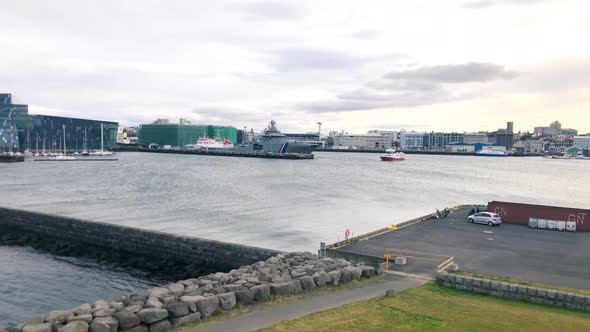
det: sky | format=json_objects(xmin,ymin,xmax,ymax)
[{"xmin": 1, "ymin": 0, "xmax": 589, "ymax": 134}]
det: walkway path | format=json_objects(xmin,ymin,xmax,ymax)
[{"xmin": 192, "ymin": 274, "xmax": 427, "ymax": 332}]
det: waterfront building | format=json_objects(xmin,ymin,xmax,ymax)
[
  {"xmin": 523, "ymin": 139, "xmax": 545, "ymax": 154},
  {"xmin": 488, "ymin": 122, "xmax": 514, "ymax": 149},
  {"xmin": 367, "ymin": 130, "xmax": 398, "ymax": 141},
  {"xmin": 1, "ymin": 93, "xmax": 118, "ymax": 153},
  {"xmin": 573, "ymin": 136, "xmax": 590, "ymax": 151},
  {"xmin": 561, "ymin": 128, "xmax": 578, "ymax": 136},
  {"xmin": 138, "ymin": 122, "xmax": 237, "ymax": 147},
  {"xmin": 399, "ymin": 131, "xmax": 424, "ymax": 150},
  {"xmin": 332, "ymin": 133, "xmax": 393, "ymax": 149},
  {"xmin": 448, "ymin": 142, "xmax": 505, "ymax": 153},
  {"xmin": 463, "ymin": 133, "xmax": 489, "ymax": 144},
  {"xmin": 423, "ymin": 132, "xmax": 464, "ymax": 151}
]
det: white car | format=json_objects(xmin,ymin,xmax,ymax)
[{"xmin": 468, "ymin": 212, "xmax": 502, "ymax": 226}]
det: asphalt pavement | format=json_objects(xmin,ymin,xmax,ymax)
[{"xmin": 339, "ymin": 207, "xmax": 590, "ymax": 289}]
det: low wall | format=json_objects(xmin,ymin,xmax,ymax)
[
  {"xmin": 437, "ymin": 272, "xmax": 590, "ymax": 311},
  {"xmin": 0, "ymin": 207, "xmax": 281, "ymax": 279}
]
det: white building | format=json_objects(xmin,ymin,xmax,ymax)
[
  {"xmin": 573, "ymin": 136, "xmax": 590, "ymax": 150},
  {"xmin": 400, "ymin": 132, "xmax": 424, "ymax": 150},
  {"xmin": 463, "ymin": 133, "xmax": 489, "ymax": 144},
  {"xmin": 367, "ymin": 130, "xmax": 398, "ymax": 141},
  {"xmin": 523, "ymin": 140, "xmax": 545, "ymax": 154},
  {"xmin": 333, "ymin": 134, "xmax": 393, "ymax": 149}
]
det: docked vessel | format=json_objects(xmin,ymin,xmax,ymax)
[
  {"xmin": 233, "ymin": 120, "xmax": 316, "ymax": 154},
  {"xmin": 89, "ymin": 123, "xmax": 113, "ymax": 156},
  {"xmin": 380, "ymin": 149, "xmax": 405, "ymax": 161},
  {"xmin": 476, "ymin": 146, "xmax": 508, "ymax": 157},
  {"xmin": 189, "ymin": 137, "xmax": 234, "ymax": 151}
]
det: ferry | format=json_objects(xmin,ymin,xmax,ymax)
[
  {"xmin": 476, "ymin": 146, "xmax": 508, "ymax": 157},
  {"xmin": 380, "ymin": 149, "xmax": 405, "ymax": 161},
  {"xmin": 191, "ymin": 137, "xmax": 234, "ymax": 151}
]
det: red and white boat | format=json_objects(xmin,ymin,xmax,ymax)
[{"xmin": 380, "ymin": 149, "xmax": 405, "ymax": 161}]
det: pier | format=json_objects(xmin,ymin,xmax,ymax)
[
  {"xmin": 0, "ymin": 154, "xmax": 24, "ymax": 162},
  {"xmin": 115, "ymin": 146, "xmax": 314, "ymax": 159}
]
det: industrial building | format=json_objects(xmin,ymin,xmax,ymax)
[
  {"xmin": 423, "ymin": 132, "xmax": 464, "ymax": 151},
  {"xmin": 137, "ymin": 120, "xmax": 237, "ymax": 147},
  {"xmin": 1, "ymin": 93, "xmax": 118, "ymax": 153},
  {"xmin": 463, "ymin": 133, "xmax": 489, "ymax": 144},
  {"xmin": 447, "ymin": 142, "xmax": 505, "ymax": 153}
]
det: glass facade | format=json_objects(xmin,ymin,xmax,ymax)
[
  {"xmin": 1, "ymin": 94, "xmax": 118, "ymax": 153},
  {"xmin": 138, "ymin": 124, "xmax": 237, "ymax": 147}
]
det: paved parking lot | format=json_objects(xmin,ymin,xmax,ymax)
[{"xmin": 338, "ymin": 208, "xmax": 590, "ymax": 289}]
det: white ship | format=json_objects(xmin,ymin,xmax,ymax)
[
  {"xmin": 476, "ymin": 146, "xmax": 508, "ymax": 157},
  {"xmin": 188, "ymin": 137, "xmax": 234, "ymax": 151}
]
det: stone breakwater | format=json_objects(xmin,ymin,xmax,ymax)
[
  {"xmin": 0, "ymin": 207, "xmax": 281, "ymax": 280},
  {"xmin": 2, "ymin": 252, "xmax": 380, "ymax": 332},
  {"xmin": 437, "ymin": 272, "xmax": 590, "ymax": 311}
]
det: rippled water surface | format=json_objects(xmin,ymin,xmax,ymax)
[
  {"xmin": 0, "ymin": 246, "xmax": 163, "ymax": 327},
  {"xmin": 0, "ymin": 152, "xmax": 589, "ymax": 326}
]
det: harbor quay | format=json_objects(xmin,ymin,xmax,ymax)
[
  {"xmin": 114, "ymin": 146, "xmax": 314, "ymax": 160},
  {"xmin": 327, "ymin": 204, "xmax": 590, "ymax": 290}
]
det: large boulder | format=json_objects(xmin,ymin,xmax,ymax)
[
  {"xmin": 67, "ymin": 315, "xmax": 93, "ymax": 324},
  {"xmin": 118, "ymin": 326, "xmax": 147, "ymax": 332},
  {"xmin": 113, "ymin": 311, "xmax": 140, "ymax": 330},
  {"xmin": 167, "ymin": 283, "xmax": 185, "ymax": 297},
  {"xmin": 45, "ymin": 310, "xmax": 72, "ymax": 324},
  {"xmin": 124, "ymin": 305, "xmax": 143, "ymax": 314},
  {"xmin": 169, "ymin": 313, "xmax": 201, "ymax": 328},
  {"xmin": 148, "ymin": 288, "xmax": 170, "ymax": 299},
  {"xmin": 22, "ymin": 323, "xmax": 52, "ymax": 332},
  {"xmin": 195, "ymin": 296, "xmax": 219, "ymax": 319},
  {"xmin": 136, "ymin": 309, "xmax": 168, "ymax": 324},
  {"xmin": 251, "ymin": 284, "xmax": 270, "ymax": 302},
  {"xmin": 93, "ymin": 301, "xmax": 110, "ymax": 312},
  {"xmin": 270, "ymin": 280, "xmax": 302, "ymax": 296},
  {"xmin": 298, "ymin": 276, "xmax": 316, "ymax": 291},
  {"xmin": 58, "ymin": 321, "xmax": 88, "ymax": 332},
  {"xmin": 360, "ymin": 266, "xmax": 376, "ymax": 278},
  {"xmin": 234, "ymin": 289, "xmax": 255, "ymax": 306},
  {"xmin": 146, "ymin": 298, "xmax": 163, "ymax": 309},
  {"xmin": 148, "ymin": 319, "xmax": 170, "ymax": 332},
  {"xmin": 339, "ymin": 269, "xmax": 352, "ymax": 284},
  {"xmin": 72, "ymin": 304, "xmax": 92, "ymax": 316},
  {"xmin": 165, "ymin": 303, "xmax": 189, "ymax": 318},
  {"xmin": 217, "ymin": 293, "xmax": 236, "ymax": 311},
  {"xmin": 92, "ymin": 309, "xmax": 115, "ymax": 318},
  {"xmin": 89, "ymin": 317, "xmax": 118, "ymax": 332},
  {"xmin": 328, "ymin": 270, "xmax": 341, "ymax": 286},
  {"xmin": 312, "ymin": 271, "xmax": 331, "ymax": 288},
  {"xmin": 344, "ymin": 266, "xmax": 362, "ymax": 280}
]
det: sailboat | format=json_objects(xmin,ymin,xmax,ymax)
[
  {"xmin": 36, "ymin": 125, "xmax": 75, "ymax": 160},
  {"xmin": 90, "ymin": 123, "xmax": 114, "ymax": 156}
]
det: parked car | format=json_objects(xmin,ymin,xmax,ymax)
[{"xmin": 468, "ymin": 212, "xmax": 502, "ymax": 226}]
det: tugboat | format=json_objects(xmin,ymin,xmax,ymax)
[{"xmin": 380, "ymin": 148, "xmax": 405, "ymax": 161}]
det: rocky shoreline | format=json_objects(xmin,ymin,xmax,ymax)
[{"xmin": 1, "ymin": 252, "xmax": 380, "ymax": 332}]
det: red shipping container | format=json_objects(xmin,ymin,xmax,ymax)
[{"xmin": 487, "ymin": 201, "xmax": 590, "ymax": 232}]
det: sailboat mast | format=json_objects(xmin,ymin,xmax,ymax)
[{"xmin": 63, "ymin": 124, "xmax": 66, "ymax": 155}]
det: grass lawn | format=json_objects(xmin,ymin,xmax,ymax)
[
  {"xmin": 450, "ymin": 270, "xmax": 590, "ymax": 296},
  {"xmin": 258, "ymin": 282, "xmax": 590, "ymax": 332}
]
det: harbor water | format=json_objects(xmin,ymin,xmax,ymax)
[{"xmin": 1, "ymin": 151, "xmax": 589, "ymax": 325}]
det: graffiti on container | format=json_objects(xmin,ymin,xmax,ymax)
[
  {"xmin": 568, "ymin": 213, "xmax": 586, "ymax": 225},
  {"xmin": 492, "ymin": 207, "xmax": 508, "ymax": 217}
]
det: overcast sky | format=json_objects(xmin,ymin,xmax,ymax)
[{"xmin": 1, "ymin": 0, "xmax": 589, "ymax": 134}]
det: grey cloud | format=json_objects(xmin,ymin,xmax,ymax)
[
  {"xmin": 192, "ymin": 106, "xmax": 270, "ymax": 125},
  {"xmin": 384, "ymin": 62, "xmax": 517, "ymax": 83},
  {"xmin": 272, "ymin": 48, "xmax": 363, "ymax": 71},
  {"xmin": 463, "ymin": 0, "xmax": 547, "ymax": 9},
  {"xmin": 234, "ymin": 1, "xmax": 303, "ymax": 21},
  {"xmin": 298, "ymin": 62, "xmax": 515, "ymax": 113}
]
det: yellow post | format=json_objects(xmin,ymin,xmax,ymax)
[{"xmin": 384, "ymin": 254, "xmax": 392, "ymax": 270}]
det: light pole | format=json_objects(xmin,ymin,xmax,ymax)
[{"xmin": 317, "ymin": 122, "xmax": 322, "ymax": 138}]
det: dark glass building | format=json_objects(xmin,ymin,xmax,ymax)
[{"xmin": 1, "ymin": 93, "xmax": 118, "ymax": 153}]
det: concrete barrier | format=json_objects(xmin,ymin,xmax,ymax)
[{"xmin": 437, "ymin": 272, "xmax": 590, "ymax": 311}]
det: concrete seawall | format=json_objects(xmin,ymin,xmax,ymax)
[{"xmin": 0, "ymin": 207, "xmax": 282, "ymax": 279}]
